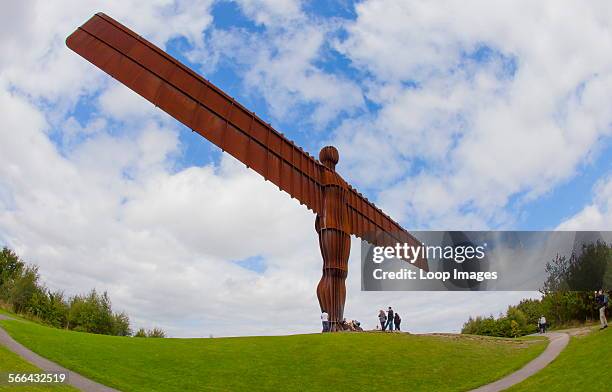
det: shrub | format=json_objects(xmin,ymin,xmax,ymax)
[
  {"xmin": 68, "ymin": 290, "xmax": 115, "ymax": 334},
  {"xmin": 0, "ymin": 248, "xmax": 25, "ymax": 288},
  {"xmin": 133, "ymin": 327, "xmax": 166, "ymax": 338},
  {"xmin": 0, "ymin": 247, "xmax": 132, "ymax": 336},
  {"xmin": 7, "ymin": 265, "xmax": 40, "ymax": 314},
  {"xmin": 461, "ymin": 308, "xmax": 533, "ymax": 338},
  {"xmin": 147, "ymin": 328, "xmax": 166, "ymax": 338},
  {"xmin": 112, "ymin": 312, "xmax": 132, "ymax": 336}
]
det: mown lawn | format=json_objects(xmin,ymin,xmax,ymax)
[
  {"xmin": 507, "ymin": 327, "xmax": 611, "ymax": 392},
  {"xmin": 0, "ymin": 319, "xmax": 547, "ymax": 392},
  {"xmin": 0, "ymin": 344, "xmax": 76, "ymax": 391}
]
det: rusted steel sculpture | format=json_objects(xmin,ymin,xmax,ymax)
[{"xmin": 67, "ymin": 13, "xmax": 428, "ymax": 331}]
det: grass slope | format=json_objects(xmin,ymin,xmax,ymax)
[
  {"xmin": 0, "ymin": 319, "xmax": 547, "ymax": 392},
  {"xmin": 0, "ymin": 344, "xmax": 76, "ymax": 391},
  {"xmin": 507, "ymin": 328, "xmax": 611, "ymax": 392}
]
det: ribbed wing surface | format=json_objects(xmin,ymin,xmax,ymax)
[
  {"xmin": 347, "ymin": 186, "xmax": 428, "ymax": 271},
  {"xmin": 67, "ymin": 13, "xmax": 427, "ymax": 271},
  {"xmin": 66, "ymin": 13, "xmax": 323, "ymax": 213}
]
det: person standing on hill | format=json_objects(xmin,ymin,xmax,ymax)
[
  {"xmin": 596, "ymin": 290, "xmax": 608, "ymax": 330},
  {"xmin": 394, "ymin": 313, "xmax": 401, "ymax": 331},
  {"xmin": 386, "ymin": 307, "xmax": 394, "ymax": 331},
  {"xmin": 321, "ymin": 310, "xmax": 329, "ymax": 332},
  {"xmin": 378, "ymin": 310, "xmax": 387, "ymax": 331}
]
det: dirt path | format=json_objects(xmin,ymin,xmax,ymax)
[
  {"xmin": 469, "ymin": 332, "xmax": 569, "ymax": 392},
  {"xmin": 0, "ymin": 315, "xmax": 119, "ymax": 392}
]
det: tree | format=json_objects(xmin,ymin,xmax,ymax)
[
  {"xmin": 506, "ymin": 306, "xmax": 529, "ymax": 334},
  {"xmin": 544, "ymin": 241, "xmax": 611, "ymax": 292},
  {"xmin": 45, "ymin": 290, "xmax": 69, "ymax": 328},
  {"xmin": 515, "ymin": 298, "xmax": 543, "ymax": 331},
  {"xmin": 7, "ymin": 265, "xmax": 40, "ymax": 314},
  {"xmin": 0, "ymin": 247, "xmax": 131, "ymax": 336},
  {"xmin": 0, "ymin": 247, "xmax": 25, "ymax": 288},
  {"xmin": 112, "ymin": 312, "xmax": 132, "ymax": 336},
  {"xmin": 68, "ymin": 290, "xmax": 115, "ymax": 335},
  {"xmin": 510, "ymin": 320, "xmax": 522, "ymax": 338},
  {"xmin": 566, "ymin": 242, "xmax": 610, "ymax": 291}
]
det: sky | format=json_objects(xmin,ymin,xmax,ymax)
[{"xmin": 0, "ymin": 0, "xmax": 611, "ymax": 337}]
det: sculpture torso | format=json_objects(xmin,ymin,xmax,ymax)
[
  {"xmin": 315, "ymin": 147, "xmax": 351, "ymax": 330},
  {"xmin": 315, "ymin": 168, "xmax": 350, "ymax": 233}
]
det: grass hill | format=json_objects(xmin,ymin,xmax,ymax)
[
  {"xmin": 507, "ymin": 327, "xmax": 611, "ymax": 392},
  {"xmin": 0, "ymin": 316, "xmax": 547, "ymax": 392},
  {"xmin": 0, "ymin": 344, "xmax": 76, "ymax": 391}
]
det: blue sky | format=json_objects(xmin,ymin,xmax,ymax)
[
  {"xmin": 65, "ymin": 0, "xmax": 611, "ymax": 231},
  {"xmin": 1, "ymin": 0, "xmax": 611, "ymax": 337}
]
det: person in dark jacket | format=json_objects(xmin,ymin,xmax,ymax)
[
  {"xmin": 386, "ymin": 307, "xmax": 394, "ymax": 331},
  {"xmin": 394, "ymin": 313, "xmax": 401, "ymax": 331}
]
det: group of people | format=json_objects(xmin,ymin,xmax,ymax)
[
  {"xmin": 320, "ymin": 290, "xmax": 609, "ymax": 334},
  {"xmin": 319, "ymin": 311, "xmax": 363, "ymax": 332},
  {"xmin": 378, "ymin": 307, "xmax": 401, "ymax": 331},
  {"xmin": 538, "ymin": 315, "xmax": 547, "ymax": 333}
]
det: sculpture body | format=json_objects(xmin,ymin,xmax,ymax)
[
  {"xmin": 66, "ymin": 13, "xmax": 428, "ymax": 331},
  {"xmin": 316, "ymin": 146, "xmax": 350, "ymax": 330}
]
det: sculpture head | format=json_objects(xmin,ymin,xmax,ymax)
[{"xmin": 319, "ymin": 145, "xmax": 339, "ymax": 170}]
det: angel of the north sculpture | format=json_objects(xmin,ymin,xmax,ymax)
[{"xmin": 67, "ymin": 13, "xmax": 428, "ymax": 331}]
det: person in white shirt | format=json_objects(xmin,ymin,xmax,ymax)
[
  {"xmin": 596, "ymin": 290, "xmax": 608, "ymax": 330},
  {"xmin": 538, "ymin": 315, "xmax": 547, "ymax": 333},
  {"xmin": 321, "ymin": 310, "xmax": 329, "ymax": 332}
]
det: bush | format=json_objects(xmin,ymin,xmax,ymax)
[
  {"xmin": 147, "ymin": 328, "xmax": 166, "ymax": 338},
  {"xmin": 46, "ymin": 291, "xmax": 70, "ymax": 328},
  {"xmin": 7, "ymin": 265, "xmax": 40, "ymax": 314},
  {"xmin": 515, "ymin": 298, "xmax": 543, "ymax": 330},
  {"xmin": 133, "ymin": 327, "xmax": 166, "ymax": 338},
  {"xmin": 112, "ymin": 312, "xmax": 132, "ymax": 336},
  {"xmin": 0, "ymin": 247, "xmax": 133, "ymax": 336},
  {"xmin": 0, "ymin": 248, "xmax": 25, "ymax": 288},
  {"xmin": 462, "ymin": 243, "xmax": 611, "ymax": 338},
  {"xmin": 462, "ymin": 307, "xmax": 534, "ymax": 338},
  {"xmin": 68, "ymin": 290, "xmax": 115, "ymax": 334}
]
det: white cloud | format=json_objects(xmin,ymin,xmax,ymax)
[
  {"xmin": 557, "ymin": 176, "xmax": 612, "ymax": 230},
  {"xmin": 0, "ymin": 84, "xmax": 323, "ymax": 337},
  {"xmin": 0, "ymin": 80, "xmax": 542, "ymax": 336},
  {"xmin": 332, "ymin": 0, "xmax": 612, "ymax": 228},
  {"xmin": 241, "ymin": 24, "xmax": 365, "ymax": 127},
  {"xmin": 236, "ymin": 0, "xmax": 303, "ymax": 26},
  {"xmin": 1, "ymin": 0, "xmax": 607, "ymax": 339},
  {"xmin": 0, "ymin": 0, "xmax": 214, "ymax": 105},
  {"xmin": 197, "ymin": 0, "xmax": 365, "ymax": 128}
]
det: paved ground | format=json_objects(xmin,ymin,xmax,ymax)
[
  {"xmin": 469, "ymin": 332, "xmax": 569, "ymax": 392},
  {"xmin": 0, "ymin": 315, "xmax": 119, "ymax": 392}
]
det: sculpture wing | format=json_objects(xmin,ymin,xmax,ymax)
[
  {"xmin": 66, "ymin": 13, "xmax": 324, "ymax": 214},
  {"xmin": 346, "ymin": 186, "xmax": 428, "ymax": 271},
  {"xmin": 67, "ymin": 13, "xmax": 427, "ymax": 271}
]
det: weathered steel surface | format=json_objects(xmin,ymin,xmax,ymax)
[
  {"xmin": 66, "ymin": 13, "xmax": 323, "ymax": 214},
  {"xmin": 67, "ymin": 13, "xmax": 428, "ymax": 327},
  {"xmin": 315, "ymin": 146, "xmax": 351, "ymax": 331}
]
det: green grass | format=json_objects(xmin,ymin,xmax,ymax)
[
  {"xmin": 507, "ymin": 327, "xmax": 611, "ymax": 392},
  {"xmin": 0, "ymin": 320, "xmax": 547, "ymax": 392},
  {"xmin": 0, "ymin": 344, "xmax": 76, "ymax": 391}
]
